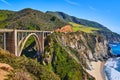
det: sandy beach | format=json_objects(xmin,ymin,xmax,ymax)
[{"xmin": 86, "ymin": 61, "xmax": 105, "ymax": 80}]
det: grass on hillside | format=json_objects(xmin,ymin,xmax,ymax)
[
  {"xmin": 69, "ymin": 22, "xmax": 99, "ymax": 33},
  {"xmin": 0, "ymin": 10, "xmax": 14, "ymax": 21},
  {"xmin": 0, "ymin": 48, "xmax": 60, "ymax": 80}
]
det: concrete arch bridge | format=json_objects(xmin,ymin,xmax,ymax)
[{"xmin": 0, "ymin": 29, "xmax": 53, "ymax": 56}]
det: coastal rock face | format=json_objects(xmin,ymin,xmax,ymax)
[
  {"xmin": 43, "ymin": 31, "xmax": 113, "ymax": 80},
  {"xmin": 44, "ymin": 31, "xmax": 113, "ymax": 70},
  {"xmin": 59, "ymin": 32, "xmax": 113, "ymax": 69},
  {"xmin": 97, "ymin": 31, "xmax": 120, "ymax": 42},
  {"xmin": 44, "ymin": 32, "xmax": 99, "ymax": 80}
]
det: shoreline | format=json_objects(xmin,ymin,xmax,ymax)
[{"xmin": 86, "ymin": 61, "xmax": 105, "ymax": 80}]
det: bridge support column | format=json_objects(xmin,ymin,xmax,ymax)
[
  {"xmin": 39, "ymin": 32, "xmax": 44, "ymax": 53},
  {"xmin": 14, "ymin": 30, "xmax": 18, "ymax": 56},
  {"xmin": 42, "ymin": 32, "xmax": 44, "ymax": 53},
  {"xmin": 3, "ymin": 32, "xmax": 6, "ymax": 50},
  {"xmin": 6, "ymin": 29, "xmax": 18, "ymax": 56}
]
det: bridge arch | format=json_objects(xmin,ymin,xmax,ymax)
[{"xmin": 17, "ymin": 33, "xmax": 41, "ymax": 56}]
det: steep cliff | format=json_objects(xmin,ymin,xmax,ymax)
[{"xmin": 43, "ymin": 31, "xmax": 113, "ymax": 79}]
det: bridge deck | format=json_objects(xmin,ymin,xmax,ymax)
[
  {"xmin": 0, "ymin": 29, "xmax": 53, "ymax": 33},
  {"xmin": 0, "ymin": 29, "xmax": 53, "ymax": 56}
]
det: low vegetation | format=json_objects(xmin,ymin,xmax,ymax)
[
  {"xmin": 0, "ymin": 48, "xmax": 60, "ymax": 80},
  {"xmin": 47, "ymin": 11, "xmax": 111, "ymax": 32},
  {"xmin": 0, "ymin": 8, "xmax": 67, "ymax": 30},
  {"xmin": 47, "ymin": 11, "xmax": 120, "ymax": 42},
  {"xmin": 0, "ymin": 10, "xmax": 14, "ymax": 21},
  {"xmin": 69, "ymin": 22, "xmax": 99, "ymax": 33}
]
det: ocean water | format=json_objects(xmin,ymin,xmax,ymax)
[
  {"xmin": 109, "ymin": 43, "xmax": 120, "ymax": 56},
  {"xmin": 104, "ymin": 43, "xmax": 120, "ymax": 80}
]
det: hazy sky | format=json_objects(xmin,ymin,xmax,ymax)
[{"xmin": 0, "ymin": 0, "xmax": 120, "ymax": 33}]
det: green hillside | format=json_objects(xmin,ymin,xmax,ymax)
[
  {"xmin": 0, "ymin": 48, "xmax": 60, "ymax": 80},
  {"xmin": 46, "ymin": 11, "xmax": 111, "ymax": 32},
  {"xmin": 69, "ymin": 22, "xmax": 99, "ymax": 33},
  {"xmin": 46, "ymin": 11, "xmax": 120, "ymax": 42},
  {"xmin": 0, "ymin": 8, "xmax": 67, "ymax": 30},
  {"xmin": 0, "ymin": 10, "xmax": 15, "ymax": 21}
]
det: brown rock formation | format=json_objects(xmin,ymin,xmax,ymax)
[{"xmin": 55, "ymin": 25, "xmax": 73, "ymax": 32}]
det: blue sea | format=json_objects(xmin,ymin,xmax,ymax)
[
  {"xmin": 109, "ymin": 43, "xmax": 120, "ymax": 55},
  {"xmin": 104, "ymin": 43, "xmax": 120, "ymax": 80}
]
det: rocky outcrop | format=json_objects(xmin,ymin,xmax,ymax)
[
  {"xmin": 97, "ymin": 31, "xmax": 120, "ymax": 42},
  {"xmin": 43, "ymin": 31, "xmax": 114, "ymax": 80},
  {"xmin": 55, "ymin": 25, "xmax": 73, "ymax": 32},
  {"xmin": 44, "ymin": 31, "xmax": 113, "ymax": 70}
]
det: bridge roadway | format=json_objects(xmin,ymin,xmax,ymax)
[
  {"xmin": 0, "ymin": 29, "xmax": 53, "ymax": 56},
  {"xmin": 0, "ymin": 29, "xmax": 53, "ymax": 33}
]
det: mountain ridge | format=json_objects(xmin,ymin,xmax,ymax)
[
  {"xmin": 0, "ymin": 8, "xmax": 120, "ymax": 42},
  {"xmin": 0, "ymin": 8, "xmax": 67, "ymax": 30},
  {"xmin": 46, "ymin": 11, "xmax": 120, "ymax": 42},
  {"xmin": 46, "ymin": 11, "xmax": 111, "ymax": 32}
]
